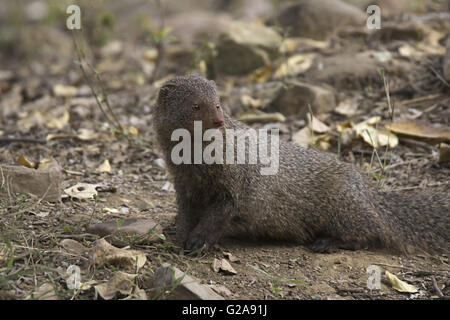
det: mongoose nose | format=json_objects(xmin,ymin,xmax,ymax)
[{"xmin": 213, "ymin": 119, "xmax": 224, "ymax": 127}]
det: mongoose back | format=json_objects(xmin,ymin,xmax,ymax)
[{"xmin": 154, "ymin": 75, "xmax": 449, "ymax": 254}]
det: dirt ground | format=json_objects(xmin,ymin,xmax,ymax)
[{"xmin": 0, "ymin": 0, "xmax": 449, "ymax": 300}]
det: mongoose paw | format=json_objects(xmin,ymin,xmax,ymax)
[
  {"xmin": 184, "ymin": 234, "xmax": 210, "ymax": 253},
  {"xmin": 166, "ymin": 246, "xmax": 184, "ymax": 255},
  {"xmin": 310, "ymin": 238, "xmax": 340, "ymax": 253},
  {"xmin": 310, "ymin": 238, "xmax": 365, "ymax": 253}
]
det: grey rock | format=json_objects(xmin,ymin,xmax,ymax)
[
  {"xmin": 0, "ymin": 162, "xmax": 62, "ymax": 202},
  {"xmin": 215, "ymin": 21, "xmax": 282, "ymax": 75},
  {"xmin": 87, "ymin": 218, "xmax": 164, "ymax": 246},
  {"xmin": 306, "ymin": 51, "xmax": 391, "ymax": 90},
  {"xmin": 153, "ymin": 266, "xmax": 224, "ymax": 300},
  {"xmin": 274, "ymin": 0, "xmax": 365, "ymax": 40},
  {"xmin": 269, "ymin": 81, "xmax": 336, "ymax": 117}
]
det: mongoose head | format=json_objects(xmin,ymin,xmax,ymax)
[{"xmin": 156, "ymin": 75, "xmax": 225, "ymax": 134}]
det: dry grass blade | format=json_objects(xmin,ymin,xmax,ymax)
[{"xmin": 71, "ymin": 30, "xmax": 126, "ymax": 138}]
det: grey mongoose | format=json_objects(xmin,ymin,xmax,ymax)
[{"xmin": 154, "ymin": 75, "xmax": 449, "ymax": 254}]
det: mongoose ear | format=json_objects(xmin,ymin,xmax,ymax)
[
  {"xmin": 158, "ymin": 83, "xmax": 177, "ymax": 99},
  {"xmin": 209, "ymin": 80, "xmax": 217, "ymax": 88}
]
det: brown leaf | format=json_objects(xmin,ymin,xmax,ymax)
[
  {"xmin": 211, "ymin": 258, "xmax": 237, "ymax": 275},
  {"xmin": 91, "ymin": 238, "xmax": 147, "ymax": 270},
  {"xmin": 386, "ymin": 120, "xmax": 450, "ymax": 144},
  {"xmin": 95, "ymin": 271, "xmax": 138, "ymax": 300}
]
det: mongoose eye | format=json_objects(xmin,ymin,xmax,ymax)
[
  {"xmin": 192, "ymin": 104, "xmax": 200, "ymax": 111},
  {"xmin": 216, "ymin": 104, "xmax": 221, "ymax": 109}
]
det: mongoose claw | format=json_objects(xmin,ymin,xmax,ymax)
[{"xmin": 184, "ymin": 234, "xmax": 210, "ymax": 253}]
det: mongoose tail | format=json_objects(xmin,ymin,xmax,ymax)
[{"xmin": 377, "ymin": 190, "xmax": 450, "ymax": 254}]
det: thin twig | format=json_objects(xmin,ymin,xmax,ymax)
[
  {"xmin": 428, "ymin": 64, "xmax": 450, "ymax": 89},
  {"xmin": 71, "ymin": 32, "xmax": 112, "ymax": 125},
  {"xmin": 398, "ymin": 94, "xmax": 441, "ymax": 106},
  {"xmin": 0, "ymin": 164, "xmax": 4, "ymax": 190},
  {"xmin": 369, "ymin": 159, "xmax": 419, "ymax": 173},
  {"xmin": 0, "ymin": 137, "xmax": 47, "ymax": 144},
  {"xmin": 93, "ymin": 71, "xmax": 123, "ymax": 130},
  {"xmin": 150, "ymin": 0, "xmax": 166, "ymax": 83},
  {"xmin": 431, "ymin": 276, "xmax": 444, "ymax": 298},
  {"xmin": 71, "ymin": 31, "xmax": 123, "ymax": 132},
  {"xmin": 410, "ymin": 103, "xmax": 440, "ymax": 119}
]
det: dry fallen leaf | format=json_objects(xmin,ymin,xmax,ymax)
[
  {"xmin": 238, "ymin": 111, "xmax": 286, "ymax": 123},
  {"xmin": 17, "ymin": 155, "xmax": 37, "ymax": 169},
  {"xmin": 161, "ymin": 181, "xmax": 175, "ymax": 192},
  {"xmin": 91, "ymin": 238, "xmax": 146, "ymax": 270},
  {"xmin": 102, "ymin": 207, "xmax": 121, "ymax": 214},
  {"xmin": 359, "ymin": 126, "xmax": 398, "ymax": 149},
  {"xmin": 280, "ymin": 37, "xmax": 328, "ymax": 54},
  {"xmin": 274, "ymin": 54, "xmax": 315, "ymax": 78},
  {"xmin": 60, "ymin": 239, "xmax": 89, "ymax": 255},
  {"xmin": 127, "ymin": 126, "xmax": 139, "ymax": 137},
  {"xmin": 36, "ymin": 158, "xmax": 55, "ymax": 171},
  {"xmin": 101, "ymin": 40, "xmax": 123, "ymax": 57},
  {"xmin": 76, "ymin": 128, "xmax": 99, "ymax": 141},
  {"xmin": 124, "ymin": 287, "xmax": 148, "ymax": 300},
  {"xmin": 95, "ymin": 271, "xmax": 138, "ymax": 300},
  {"xmin": 46, "ymin": 110, "xmax": 70, "ymax": 130},
  {"xmin": 17, "ymin": 156, "xmax": 56, "ymax": 171},
  {"xmin": 26, "ymin": 283, "xmax": 58, "ymax": 300},
  {"xmin": 416, "ymin": 25, "xmax": 446, "ymax": 56},
  {"xmin": 64, "ymin": 183, "xmax": 99, "ymax": 200},
  {"xmin": 212, "ymin": 258, "xmax": 221, "ymax": 273},
  {"xmin": 398, "ymin": 44, "xmax": 425, "ymax": 60},
  {"xmin": 292, "ymin": 127, "xmax": 312, "ymax": 148},
  {"xmin": 336, "ymin": 121, "xmax": 354, "ymax": 132},
  {"xmin": 46, "ymin": 128, "xmax": 98, "ymax": 142},
  {"xmin": 241, "ymin": 95, "xmax": 267, "ymax": 108},
  {"xmin": 385, "ymin": 271, "xmax": 418, "ymax": 293},
  {"xmin": 280, "ymin": 38, "xmax": 301, "ymax": 54},
  {"xmin": 334, "ymin": 98, "xmax": 359, "ymax": 116},
  {"xmin": 223, "ymin": 252, "xmax": 239, "ymax": 263},
  {"xmin": 46, "ymin": 133, "xmax": 73, "ymax": 141},
  {"xmin": 142, "ymin": 48, "xmax": 158, "ymax": 62},
  {"xmin": 17, "ymin": 110, "xmax": 45, "ymax": 132},
  {"xmin": 247, "ymin": 65, "xmax": 272, "ymax": 83},
  {"xmin": 212, "ymin": 258, "xmax": 237, "ymax": 275},
  {"xmin": 96, "ymin": 159, "xmax": 111, "ymax": 173},
  {"xmin": 386, "ymin": 120, "xmax": 450, "ymax": 143},
  {"xmin": 312, "ymin": 134, "xmax": 332, "ymax": 150},
  {"xmin": 354, "ymin": 117, "xmax": 398, "ymax": 148},
  {"xmin": 79, "ymin": 280, "xmax": 100, "ymax": 292},
  {"xmin": 219, "ymin": 259, "xmax": 237, "ymax": 275},
  {"xmin": 53, "ymin": 84, "xmax": 78, "ymax": 97},
  {"xmin": 307, "ymin": 113, "xmax": 330, "ymax": 133}
]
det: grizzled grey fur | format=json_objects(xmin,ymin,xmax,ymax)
[{"xmin": 154, "ymin": 75, "xmax": 449, "ymax": 254}]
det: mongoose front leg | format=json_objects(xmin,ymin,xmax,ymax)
[
  {"xmin": 174, "ymin": 184, "xmax": 199, "ymax": 248},
  {"xmin": 184, "ymin": 202, "xmax": 232, "ymax": 252},
  {"xmin": 176, "ymin": 207, "xmax": 197, "ymax": 249}
]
